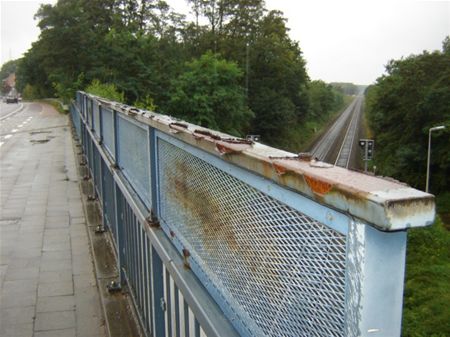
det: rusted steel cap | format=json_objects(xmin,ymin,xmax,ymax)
[{"xmin": 85, "ymin": 93, "xmax": 435, "ymax": 231}]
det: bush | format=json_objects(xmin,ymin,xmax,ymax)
[
  {"xmin": 85, "ymin": 79, "xmax": 124, "ymax": 103},
  {"xmin": 402, "ymin": 217, "xmax": 450, "ymax": 337},
  {"xmin": 22, "ymin": 84, "xmax": 40, "ymax": 100}
]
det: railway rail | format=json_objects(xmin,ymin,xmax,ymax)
[{"xmin": 310, "ymin": 95, "xmax": 364, "ymax": 168}]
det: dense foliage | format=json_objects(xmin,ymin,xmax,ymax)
[
  {"xmin": 366, "ymin": 39, "xmax": 450, "ymax": 337},
  {"xmin": 365, "ymin": 39, "xmax": 450, "ymax": 194},
  {"xmin": 169, "ymin": 52, "xmax": 253, "ymax": 135},
  {"xmin": 403, "ymin": 218, "xmax": 450, "ymax": 337},
  {"xmin": 8, "ymin": 0, "xmax": 344, "ymax": 145}
]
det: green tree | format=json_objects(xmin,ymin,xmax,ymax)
[
  {"xmin": 308, "ymin": 80, "xmax": 343, "ymax": 118},
  {"xmin": 365, "ymin": 41, "xmax": 450, "ymax": 193},
  {"xmin": 85, "ymin": 79, "xmax": 124, "ymax": 102},
  {"xmin": 0, "ymin": 59, "xmax": 19, "ymax": 82},
  {"xmin": 247, "ymin": 11, "xmax": 309, "ymax": 146},
  {"xmin": 169, "ymin": 52, "xmax": 253, "ymax": 136}
]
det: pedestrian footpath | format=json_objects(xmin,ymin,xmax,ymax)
[{"xmin": 0, "ymin": 103, "xmax": 105, "ymax": 337}]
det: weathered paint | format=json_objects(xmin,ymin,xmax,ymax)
[{"xmin": 82, "ymin": 92, "xmax": 435, "ymax": 232}]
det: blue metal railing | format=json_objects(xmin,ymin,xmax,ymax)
[{"xmin": 71, "ymin": 91, "xmax": 435, "ymax": 337}]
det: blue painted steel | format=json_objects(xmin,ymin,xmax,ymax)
[
  {"xmin": 149, "ymin": 127, "xmax": 159, "ymax": 219},
  {"xmin": 93, "ymin": 146, "xmax": 102, "ymax": 199},
  {"xmin": 70, "ymin": 104, "xmax": 81, "ymax": 138},
  {"xmin": 115, "ymin": 184, "xmax": 126, "ymax": 283},
  {"xmin": 117, "ymin": 114, "xmax": 151, "ymax": 208},
  {"xmin": 151, "ymin": 245, "xmax": 165, "ymax": 337},
  {"xmin": 156, "ymin": 130, "xmax": 349, "ymax": 235},
  {"xmin": 74, "ymin": 91, "xmax": 417, "ymax": 337},
  {"xmin": 102, "ymin": 107, "xmax": 115, "ymax": 158},
  {"xmin": 93, "ymin": 101, "xmax": 101, "ymax": 139},
  {"xmin": 102, "ymin": 160, "xmax": 117, "ymax": 238},
  {"xmin": 156, "ymin": 136, "xmax": 347, "ymax": 337}
]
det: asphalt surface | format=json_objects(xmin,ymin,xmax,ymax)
[{"xmin": 0, "ymin": 102, "xmax": 24, "ymax": 120}]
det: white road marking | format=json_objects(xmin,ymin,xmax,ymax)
[
  {"xmin": 12, "ymin": 129, "xmax": 18, "ymax": 133},
  {"xmin": 0, "ymin": 142, "xmax": 3, "ymax": 147},
  {"xmin": 4, "ymin": 135, "xmax": 12, "ymax": 139}
]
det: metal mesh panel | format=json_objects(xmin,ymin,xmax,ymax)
[
  {"xmin": 93, "ymin": 147, "xmax": 102, "ymax": 199},
  {"xmin": 70, "ymin": 104, "xmax": 81, "ymax": 138},
  {"xmin": 102, "ymin": 160, "xmax": 116, "ymax": 239},
  {"xmin": 93, "ymin": 102, "xmax": 101, "ymax": 138},
  {"xmin": 87, "ymin": 98, "xmax": 93, "ymax": 127},
  {"xmin": 102, "ymin": 107, "xmax": 114, "ymax": 157},
  {"xmin": 158, "ymin": 139, "xmax": 347, "ymax": 337},
  {"xmin": 87, "ymin": 137, "xmax": 94, "ymax": 174},
  {"xmin": 117, "ymin": 116, "xmax": 151, "ymax": 207}
]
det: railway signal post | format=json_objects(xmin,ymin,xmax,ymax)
[{"xmin": 359, "ymin": 139, "xmax": 374, "ymax": 172}]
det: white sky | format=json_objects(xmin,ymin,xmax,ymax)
[{"xmin": 1, "ymin": 0, "xmax": 449, "ymax": 84}]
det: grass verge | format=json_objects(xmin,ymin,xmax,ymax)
[
  {"xmin": 38, "ymin": 98, "xmax": 69, "ymax": 114},
  {"xmin": 402, "ymin": 216, "xmax": 450, "ymax": 337}
]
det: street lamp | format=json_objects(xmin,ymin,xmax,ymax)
[{"xmin": 426, "ymin": 125, "xmax": 446, "ymax": 193}]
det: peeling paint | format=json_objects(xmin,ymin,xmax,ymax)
[{"xmin": 82, "ymin": 91, "xmax": 435, "ymax": 232}]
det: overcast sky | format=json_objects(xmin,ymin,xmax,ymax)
[{"xmin": 1, "ymin": 0, "xmax": 449, "ymax": 84}]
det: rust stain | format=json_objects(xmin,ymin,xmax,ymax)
[
  {"xmin": 193, "ymin": 129, "xmax": 222, "ymax": 140},
  {"xmin": 304, "ymin": 175, "xmax": 333, "ymax": 195},
  {"xmin": 169, "ymin": 158, "xmax": 240, "ymax": 252},
  {"xmin": 170, "ymin": 122, "xmax": 188, "ymax": 129},
  {"xmin": 163, "ymin": 154, "xmax": 286, "ymax": 292},
  {"xmin": 215, "ymin": 143, "xmax": 234, "ymax": 155},
  {"xmin": 272, "ymin": 163, "xmax": 287, "ymax": 176}
]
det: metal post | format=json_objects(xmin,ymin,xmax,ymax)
[
  {"xmin": 426, "ymin": 126, "xmax": 445, "ymax": 193},
  {"xmin": 364, "ymin": 143, "xmax": 368, "ymax": 173}
]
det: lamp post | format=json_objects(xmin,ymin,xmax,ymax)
[{"xmin": 426, "ymin": 125, "xmax": 446, "ymax": 193}]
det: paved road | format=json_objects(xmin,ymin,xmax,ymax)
[
  {"xmin": 0, "ymin": 102, "xmax": 24, "ymax": 120},
  {"xmin": 0, "ymin": 103, "xmax": 105, "ymax": 337}
]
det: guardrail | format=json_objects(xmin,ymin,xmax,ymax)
[{"xmin": 71, "ymin": 91, "xmax": 435, "ymax": 337}]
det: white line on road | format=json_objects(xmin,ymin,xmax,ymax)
[
  {"xmin": 4, "ymin": 135, "xmax": 12, "ymax": 139},
  {"xmin": 0, "ymin": 103, "xmax": 24, "ymax": 121},
  {"xmin": 11, "ymin": 129, "xmax": 18, "ymax": 133},
  {"xmin": 0, "ymin": 142, "xmax": 3, "ymax": 147}
]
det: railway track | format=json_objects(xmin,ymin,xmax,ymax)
[{"xmin": 310, "ymin": 96, "xmax": 364, "ymax": 168}]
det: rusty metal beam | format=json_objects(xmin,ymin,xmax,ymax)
[{"xmin": 84, "ymin": 92, "xmax": 435, "ymax": 232}]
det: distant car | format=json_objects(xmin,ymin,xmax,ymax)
[{"xmin": 6, "ymin": 95, "xmax": 18, "ymax": 104}]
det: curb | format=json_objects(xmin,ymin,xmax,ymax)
[{"xmin": 69, "ymin": 120, "xmax": 143, "ymax": 337}]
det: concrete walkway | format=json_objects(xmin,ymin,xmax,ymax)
[{"xmin": 0, "ymin": 103, "xmax": 105, "ymax": 337}]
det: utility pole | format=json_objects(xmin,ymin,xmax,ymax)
[{"xmin": 245, "ymin": 42, "xmax": 250, "ymax": 100}]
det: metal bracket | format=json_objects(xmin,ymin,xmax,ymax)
[
  {"xmin": 95, "ymin": 225, "xmax": 106, "ymax": 234},
  {"xmin": 160, "ymin": 297, "xmax": 166, "ymax": 312},
  {"xmin": 106, "ymin": 280, "xmax": 122, "ymax": 293}
]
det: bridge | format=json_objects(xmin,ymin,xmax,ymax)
[{"xmin": 71, "ymin": 91, "xmax": 435, "ymax": 337}]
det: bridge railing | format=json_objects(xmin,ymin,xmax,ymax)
[{"xmin": 70, "ymin": 91, "xmax": 435, "ymax": 337}]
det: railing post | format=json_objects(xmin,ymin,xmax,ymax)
[
  {"xmin": 113, "ymin": 110, "xmax": 119, "ymax": 167},
  {"xmin": 114, "ymin": 185, "xmax": 126, "ymax": 284},
  {"xmin": 148, "ymin": 127, "xmax": 159, "ymax": 220},
  {"xmin": 99, "ymin": 103, "xmax": 104, "ymax": 145},
  {"xmin": 345, "ymin": 221, "xmax": 407, "ymax": 337}
]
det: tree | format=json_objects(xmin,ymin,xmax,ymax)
[
  {"xmin": 247, "ymin": 10, "xmax": 309, "ymax": 145},
  {"xmin": 307, "ymin": 80, "xmax": 343, "ymax": 118},
  {"xmin": 365, "ymin": 38, "xmax": 450, "ymax": 194},
  {"xmin": 168, "ymin": 52, "xmax": 253, "ymax": 136}
]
